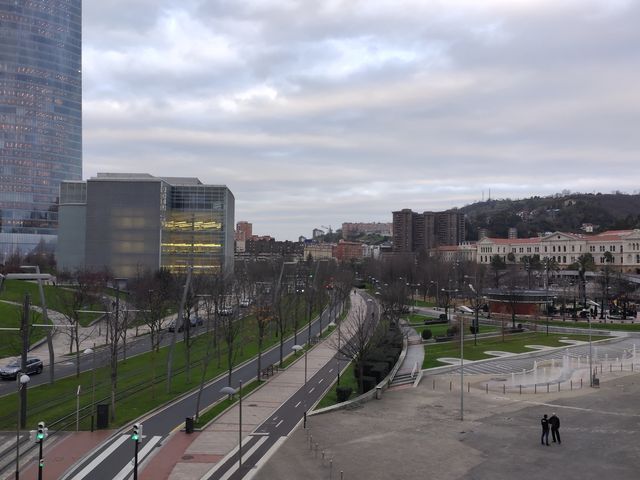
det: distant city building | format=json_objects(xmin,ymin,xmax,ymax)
[
  {"xmin": 334, "ymin": 240, "xmax": 364, "ymax": 263},
  {"xmin": 304, "ymin": 242, "xmax": 334, "ymax": 261},
  {"xmin": 57, "ymin": 173, "xmax": 234, "ymax": 277},
  {"xmin": 243, "ymin": 237, "xmax": 303, "ymax": 258},
  {"xmin": 392, "ymin": 208, "xmax": 465, "ymax": 253},
  {"xmin": 508, "ymin": 227, "xmax": 518, "ymax": 239},
  {"xmin": 235, "ymin": 221, "xmax": 252, "ymax": 241},
  {"xmin": 0, "ymin": 0, "xmax": 83, "ymax": 260},
  {"xmin": 341, "ymin": 222, "xmax": 392, "ymax": 240},
  {"xmin": 476, "ymin": 229, "xmax": 640, "ymax": 273},
  {"xmin": 312, "ymin": 228, "xmax": 325, "ymax": 239}
]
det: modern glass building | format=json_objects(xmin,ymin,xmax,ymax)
[
  {"xmin": 57, "ymin": 174, "xmax": 235, "ymax": 278},
  {"xmin": 0, "ymin": 0, "xmax": 82, "ymax": 260}
]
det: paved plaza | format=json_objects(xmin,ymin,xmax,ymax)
[{"xmin": 255, "ymin": 369, "xmax": 640, "ymax": 480}]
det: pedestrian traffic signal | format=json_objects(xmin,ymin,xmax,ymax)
[
  {"xmin": 131, "ymin": 423, "xmax": 142, "ymax": 441},
  {"xmin": 36, "ymin": 421, "xmax": 47, "ymax": 441}
]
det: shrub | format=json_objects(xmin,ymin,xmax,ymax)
[
  {"xmin": 421, "ymin": 328, "xmax": 433, "ymax": 340},
  {"xmin": 336, "ymin": 386, "xmax": 353, "ymax": 403}
]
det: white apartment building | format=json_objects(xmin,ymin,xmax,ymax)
[{"xmin": 437, "ymin": 230, "xmax": 640, "ymax": 273}]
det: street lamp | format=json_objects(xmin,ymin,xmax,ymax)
[
  {"xmin": 292, "ymin": 344, "xmax": 307, "ymax": 384},
  {"xmin": 84, "ymin": 346, "xmax": 97, "ymax": 431},
  {"xmin": 15, "ymin": 373, "xmax": 30, "ymax": 480},
  {"xmin": 220, "ymin": 382, "xmax": 243, "ymax": 470},
  {"xmin": 469, "ymin": 284, "xmax": 480, "ymax": 346}
]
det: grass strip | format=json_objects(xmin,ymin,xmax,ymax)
[
  {"xmin": 422, "ymin": 332, "xmax": 609, "ymax": 369},
  {"xmin": 314, "ymin": 362, "xmax": 358, "ymax": 410}
]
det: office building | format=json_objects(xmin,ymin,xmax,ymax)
[
  {"xmin": 0, "ymin": 1, "xmax": 82, "ymax": 260},
  {"xmin": 57, "ymin": 173, "xmax": 234, "ymax": 277}
]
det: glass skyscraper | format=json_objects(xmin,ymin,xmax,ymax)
[{"xmin": 0, "ymin": 0, "xmax": 82, "ymax": 260}]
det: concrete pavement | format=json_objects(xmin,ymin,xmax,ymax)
[{"xmin": 255, "ymin": 367, "xmax": 640, "ymax": 480}]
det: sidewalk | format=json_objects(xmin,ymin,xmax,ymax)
[{"xmin": 139, "ymin": 292, "xmax": 365, "ymax": 480}]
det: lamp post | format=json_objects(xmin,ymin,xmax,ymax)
[
  {"xmin": 220, "ymin": 382, "xmax": 242, "ymax": 470},
  {"xmin": 589, "ymin": 315, "xmax": 594, "ymax": 387},
  {"xmin": 292, "ymin": 344, "xmax": 307, "ymax": 384},
  {"xmin": 15, "ymin": 373, "xmax": 30, "ymax": 480},
  {"xmin": 469, "ymin": 284, "xmax": 479, "ymax": 346},
  {"xmin": 84, "ymin": 346, "xmax": 97, "ymax": 431}
]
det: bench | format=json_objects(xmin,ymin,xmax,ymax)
[{"xmin": 260, "ymin": 364, "xmax": 275, "ymax": 379}]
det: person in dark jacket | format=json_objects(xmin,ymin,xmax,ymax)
[
  {"xmin": 541, "ymin": 414, "xmax": 550, "ymax": 445},
  {"xmin": 549, "ymin": 413, "xmax": 561, "ymax": 444}
]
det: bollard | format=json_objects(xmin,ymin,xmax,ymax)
[
  {"xmin": 315, "ymin": 443, "xmax": 319, "ymax": 458},
  {"xmin": 468, "ymin": 382, "xmax": 470, "ymax": 393},
  {"xmin": 341, "ymin": 471, "xmax": 344, "ymax": 480},
  {"xmin": 330, "ymin": 460, "xmax": 333, "ymax": 479},
  {"xmin": 310, "ymin": 435, "xmax": 313, "ymax": 450},
  {"xmin": 535, "ymin": 384, "xmax": 537, "ymax": 394},
  {"xmin": 547, "ymin": 383, "xmax": 549, "ymax": 393},
  {"xmin": 570, "ymin": 380, "xmax": 573, "ymax": 391},
  {"xmin": 580, "ymin": 378, "xmax": 583, "ymax": 388},
  {"xmin": 322, "ymin": 450, "xmax": 325, "ymax": 464},
  {"xmin": 486, "ymin": 384, "xmax": 488, "ymax": 394},
  {"xmin": 433, "ymin": 379, "xmax": 435, "ymax": 390},
  {"xmin": 503, "ymin": 384, "xmax": 505, "ymax": 394},
  {"xmin": 610, "ymin": 364, "xmax": 612, "ymax": 372},
  {"xmin": 557, "ymin": 382, "xmax": 560, "ymax": 392},
  {"xmin": 519, "ymin": 385, "xmax": 522, "ymax": 395},
  {"xmin": 450, "ymin": 381, "xmax": 452, "ymax": 391},
  {"xmin": 632, "ymin": 363, "xmax": 634, "ymax": 372}
]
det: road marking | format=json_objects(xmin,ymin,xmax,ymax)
[
  {"xmin": 308, "ymin": 387, "xmax": 315, "ymax": 394},
  {"xmin": 275, "ymin": 419, "xmax": 283, "ymax": 428},
  {"xmin": 272, "ymin": 416, "xmax": 278, "ymax": 421},
  {"xmin": 70, "ymin": 434, "xmax": 129, "ymax": 480},
  {"xmin": 329, "ymin": 368, "xmax": 334, "ymax": 373},
  {"xmin": 294, "ymin": 401, "xmax": 301, "ymax": 408},
  {"xmin": 318, "ymin": 378, "xmax": 324, "ymax": 384},
  {"xmin": 244, "ymin": 436, "xmax": 287, "ymax": 480},
  {"xmin": 218, "ymin": 436, "xmax": 269, "ymax": 480},
  {"xmin": 251, "ymin": 432, "xmax": 269, "ymax": 436},
  {"xmin": 201, "ymin": 436, "xmax": 257, "ymax": 479},
  {"xmin": 112, "ymin": 436, "xmax": 162, "ymax": 480}
]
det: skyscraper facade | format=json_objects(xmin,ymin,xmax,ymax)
[
  {"xmin": 392, "ymin": 208, "xmax": 466, "ymax": 253},
  {"xmin": 0, "ymin": 0, "xmax": 82, "ymax": 260}
]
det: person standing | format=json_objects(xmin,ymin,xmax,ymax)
[
  {"xmin": 550, "ymin": 413, "xmax": 561, "ymax": 444},
  {"xmin": 541, "ymin": 414, "xmax": 550, "ymax": 446}
]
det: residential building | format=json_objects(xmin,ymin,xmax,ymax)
[
  {"xmin": 341, "ymin": 222, "xmax": 392, "ymax": 239},
  {"xmin": 235, "ymin": 221, "xmax": 252, "ymax": 241},
  {"xmin": 0, "ymin": 0, "xmax": 82, "ymax": 260},
  {"xmin": 392, "ymin": 208, "xmax": 465, "ymax": 253},
  {"xmin": 304, "ymin": 242, "xmax": 334, "ymax": 261},
  {"xmin": 334, "ymin": 240, "xmax": 364, "ymax": 263},
  {"xmin": 57, "ymin": 173, "xmax": 234, "ymax": 277}
]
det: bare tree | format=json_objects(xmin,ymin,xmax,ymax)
[
  {"xmin": 55, "ymin": 270, "xmax": 104, "ymax": 377},
  {"xmin": 330, "ymin": 304, "xmax": 380, "ymax": 393}
]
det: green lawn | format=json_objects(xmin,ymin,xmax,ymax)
[
  {"xmin": 0, "ymin": 280, "xmax": 102, "ymax": 327},
  {"xmin": 407, "ymin": 313, "xmax": 441, "ymax": 323},
  {"xmin": 0, "ymin": 302, "xmax": 45, "ymax": 358},
  {"xmin": 527, "ymin": 317, "xmax": 640, "ymax": 332},
  {"xmin": 315, "ymin": 362, "xmax": 358, "ymax": 409},
  {"xmin": 422, "ymin": 332, "xmax": 608, "ymax": 369},
  {"xmin": 0, "ymin": 304, "xmax": 328, "ymax": 430},
  {"xmin": 413, "ymin": 324, "xmax": 499, "ymax": 337},
  {"xmin": 414, "ymin": 299, "xmax": 437, "ymax": 308}
]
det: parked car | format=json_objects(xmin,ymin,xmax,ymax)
[
  {"xmin": 0, "ymin": 358, "xmax": 43, "ymax": 380},
  {"xmin": 220, "ymin": 307, "xmax": 233, "ymax": 316},
  {"xmin": 239, "ymin": 299, "xmax": 250, "ymax": 308}
]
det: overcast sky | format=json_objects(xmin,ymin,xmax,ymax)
[{"xmin": 83, "ymin": 0, "xmax": 640, "ymax": 240}]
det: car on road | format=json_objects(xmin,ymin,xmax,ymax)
[
  {"xmin": 168, "ymin": 316, "xmax": 203, "ymax": 332},
  {"xmin": 0, "ymin": 358, "xmax": 43, "ymax": 380}
]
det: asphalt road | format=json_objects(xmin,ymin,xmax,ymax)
[{"xmin": 59, "ymin": 296, "xmax": 363, "ymax": 480}]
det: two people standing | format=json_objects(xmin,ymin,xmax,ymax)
[{"xmin": 541, "ymin": 413, "xmax": 561, "ymax": 445}]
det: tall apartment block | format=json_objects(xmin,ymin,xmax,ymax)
[
  {"xmin": 392, "ymin": 208, "xmax": 465, "ymax": 253},
  {"xmin": 235, "ymin": 221, "xmax": 253, "ymax": 241},
  {"xmin": 57, "ymin": 174, "xmax": 234, "ymax": 278},
  {"xmin": 0, "ymin": 0, "xmax": 82, "ymax": 259}
]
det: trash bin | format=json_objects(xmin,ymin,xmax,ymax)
[
  {"xmin": 185, "ymin": 416, "xmax": 194, "ymax": 434},
  {"xmin": 593, "ymin": 377, "xmax": 600, "ymax": 387},
  {"xmin": 96, "ymin": 404, "xmax": 109, "ymax": 429}
]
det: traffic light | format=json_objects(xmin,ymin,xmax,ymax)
[
  {"xmin": 36, "ymin": 421, "xmax": 47, "ymax": 442},
  {"xmin": 131, "ymin": 423, "xmax": 142, "ymax": 442}
]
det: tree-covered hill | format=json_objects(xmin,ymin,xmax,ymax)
[{"xmin": 461, "ymin": 192, "xmax": 640, "ymax": 240}]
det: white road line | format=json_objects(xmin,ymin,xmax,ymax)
[
  {"xmin": 272, "ymin": 416, "xmax": 278, "ymax": 421},
  {"xmin": 275, "ymin": 419, "xmax": 283, "ymax": 428},
  {"xmin": 244, "ymin": 436, "xmax": 287, "ymax": 480},
  {"xmin": 328, "ymin": 368, "xmax": 334, "ymax": 373},
  {"xmin": 70, "ymin": 435, "xmax": 129, "ymax": 480},
  {"xmin": 318, "ymin": 378, "xmax": 324, "ymax": 384},
  {"xmin": 112, "ymin": 436, "xmax": 162, "ymax": 480},
  {"xmin": 294, "ymin": 401, "xmax": 301, "ymax": 408},
  {"xmin": 218, "ymin": 436, "xmax": 269, "ymax": 480},
  {"xmin": 308, "ymin": 387, "xmax": 315, "ymax": 393}
]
